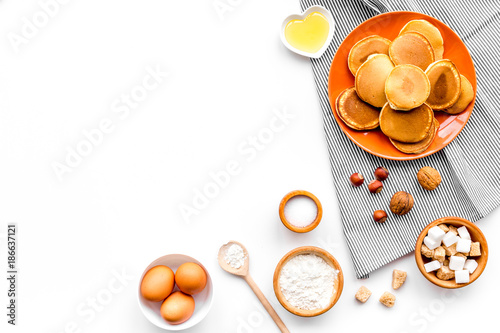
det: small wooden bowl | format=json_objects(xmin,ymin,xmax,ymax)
[
  {"xmin": 278, "ymin": 190, "xmax": 323, "ymax": 233},
  {"xmin": 273, "ymin": 246, "xmax": 344, "ymax": 316},
  {"xmin": 415, "ymin": 216, "xmax": 488, "ymax": 288}
]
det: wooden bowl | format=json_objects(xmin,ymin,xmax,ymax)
[
  {"xmin": 415, "ymin": 217, "xmax": 488, "ymax": 288},
  {"xmin": 278, "ymin": 190, "xmax": 323, "ymax": 233},
  {"xmin": 273, "ymin": 246, "xmax": 344, "ymax": 316}
]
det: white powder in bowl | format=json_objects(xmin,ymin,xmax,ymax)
[
  {"xmin": 284, "ymin": 195, "xmax": 318, "ymax": 228},
  {"xmin": 224, "ymin": 243, "xmax": 246, "ymax": 269},
  {"xmin": 279, "ymin": 254, "xmax": 337, "ymax": 310}
]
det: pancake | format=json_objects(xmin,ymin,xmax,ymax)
[
  {"xmin": 348, "ymin": 35, "xmax": 391, "ymax": 76},
  {"xmin": 399, "ymin": 20, "xmax": 444, "ymax": 60},
  {"xmin": 443, "ymin": 74, "xmax": 474, "ymax": 114},
  {"xmin": 379, "ymin": 103, "xmax": 434, "ymax": 143},
  {"xmin": 390, "ymin": 118, "xmax": 439, "ymax": 154},
  {"xmin": 335, "ymin": 87, "xmax": 380, "ymax": 130},
  {"xmin": 385, "ymin": 64, "xmax": 430, "ymax": 110},
  {"xmin": 355, "ymin": 54, "xmax": 395, "ymax": 108},
  {"xmin": 425, "ymin": 60, "xmax": 461, "ymax": 110},
  {"xmin": 389, "ymin": 32, "xmax": 435, "ymax": 71}
]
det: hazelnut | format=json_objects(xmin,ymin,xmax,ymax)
[
  {"xmin": 417, "ymin": 167, "xmax": 441, "ymax": 191},
  {"xmin": 350, "ymin": 173, "xmax": 364, "ymax": 187},
  {"xmin": 374, "ymin": 167, "xmax": 389, "ymax": 181},
  {"xmin": 373, "ymin": 210, "xmax": 387, "ymax": 223},
  {"xmin": 368, "ymin": 180, "xmax": 383, "ymax": 193},
  {"xmin": 390, "ymin": 191, "xmax": 414, "ymax": 215}
]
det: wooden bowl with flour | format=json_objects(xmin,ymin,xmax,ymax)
[{"xmin": 273, "ymin": 246, "xmax": 344, "ymax": 317}]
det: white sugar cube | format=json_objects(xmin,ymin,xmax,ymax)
[
  {"xmin": 424, "ymin": 236, "xmax": 441, "ymax": 250},
  {"xmin": 457, "ymin": 226, "xmax": 471, "ymax": 240},
  {"xmin": 449, "ymin": 256, "xmax": 466, "ymax": 271},
  {"xmin": 456, "ymin": 238, "xmax": 471, "ymax": 253},
  {"xmin": 464, "ymin": 259, "xmax": 478, "ymax": 274},
  {"xmin": 455, "ymin": 270, "xmax": 470, "ymax": 284},
  {"xmin": 442, "ymin": 231, "xmax": 459, "ymax": 247},
  {"xmin": 424, "ymin": 260, "xmax": 441, "ymax": 272},
  {"xmin": 428, "ymin": 226, "xmax": 446, "ymax": 243}
]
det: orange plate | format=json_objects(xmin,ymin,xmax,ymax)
[{"xmin": 328, "ymin": 11, "xmax": 476, "ymax": 160}]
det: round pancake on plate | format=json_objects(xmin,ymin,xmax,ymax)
[
  {"xmin": 355, "ymin": 54, "xmax": 395, "ymax": 108},
  {"xmin": 335, "ymin": 87, "xmax": 380, "ymax": 130},
  {"xmin": 442, "ymin": 74, "xmax": 474, "ymax": 114},
  {"xmin": 389, "ymin": 32, "xmax": 435, "ymax": 70},
  {"xmin": 385, "ymin": 64, "xmax": 430, "ymax": 110},
  {"xmin": 348, "ymin": 35, "xmax": 391, "ymax": 75},
  {"xmin": 379, "ymin": 103, "xmax": 434, "ymax": 143},
  {"xmin": 399, "ymin": 19, "xmax": 444, "ymax": 60},
  {"xmin": 425, "ymin": 59, "xmax": 461, "ymax": 110},
  {"xmin": 390, "ymin": 118, "xmax": 439, "ymax": 154}
]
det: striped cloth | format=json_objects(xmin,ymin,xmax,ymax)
[{"xmin": 299, "ymin": 0, "xmax": 500, "ymax": 278}]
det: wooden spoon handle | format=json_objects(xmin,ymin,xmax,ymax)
[{"xmin": 244, "ymin": 274, "xmax": 290, "ymax": 333}]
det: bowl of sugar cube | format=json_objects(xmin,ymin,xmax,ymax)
[{"xmin": 415, "ymin": 217, "xmax": 488, "ymax": 288}]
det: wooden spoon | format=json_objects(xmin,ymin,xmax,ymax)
[{"xmin": 218, "ymin": 241, "xmax": 290, "ymax": 333}]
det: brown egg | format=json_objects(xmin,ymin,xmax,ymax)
[
  {"xmin": 175, "ymin": 262, "xmax": 207, "ymax": 295},
  {"xmin": 140, "ymin": 265, "xmax": 175, "ymax": 302},
  {"xmin": 160, "ymin": 291, "xmax": 195, "ymax": 325}
]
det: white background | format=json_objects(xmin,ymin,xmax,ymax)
[{"xmin": 1, "ymin": 1, "xmax": 498, "ymax": 332}]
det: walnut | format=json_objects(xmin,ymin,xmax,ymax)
[
  {"xmin": 417, "ymin": 166, "xmax": 442, "ymax": 191},
  {"xmin": 390, "ymin": 191, "xmax": 414, "ymax": 215}
]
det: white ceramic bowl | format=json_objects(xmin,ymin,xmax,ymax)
[
  {"xmin": 280, "ymin": 5, "xmax": 335, "ymax": 58},
  {"xmin": 137, "ymin": 254, "xmax": 214, "ymax": 330}
]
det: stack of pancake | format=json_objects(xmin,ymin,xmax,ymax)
[{"xmin": 336, "ymin": 19, "xmax": 474, "ymax": 154}]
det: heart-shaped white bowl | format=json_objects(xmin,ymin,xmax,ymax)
[{"xmin": 280, "ymin": 5, "xmax": 335, "ymax": 59}]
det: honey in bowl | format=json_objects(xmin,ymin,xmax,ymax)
[{"xmin": 284, "ymin": 12, "xmax": 330, "ymax": 54}]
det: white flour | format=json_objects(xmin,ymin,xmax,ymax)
[
  {"xmin": 279, "ymin": 254, "xmax": 337, "ymax": 310},
  {"xmin": 284, "ymin": 195, "xmax": 318, "ymax": 228},
  {"xmin": 224, "ymin": 243, "xmax": 246, "ymax": 269}
]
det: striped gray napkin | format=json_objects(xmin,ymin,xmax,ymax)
[{"xmin": 299, "ymin": 0, "xmax": 500, "ymax": 278}]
